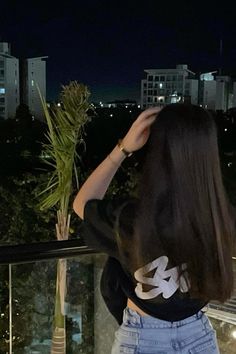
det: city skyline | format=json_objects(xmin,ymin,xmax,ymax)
[{"xmin": 1, "ymin": 1, "xmax": 236, "ymax": 102}]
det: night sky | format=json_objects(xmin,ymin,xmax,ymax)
[{"xmin": 1, "ymin": 0, "xmax": 236, "ymax": 103}]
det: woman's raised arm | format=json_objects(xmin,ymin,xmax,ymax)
[{"xmin": 73, "ymin": 107, "xmax": 160, "ymax": 219}]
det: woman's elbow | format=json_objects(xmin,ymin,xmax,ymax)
[{"xmin": 73, "ymin": 198, "xmax": 84, "ymax": 220}]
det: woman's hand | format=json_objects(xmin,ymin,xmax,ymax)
[{"xmin": 122, "ymin": 107, "xmax": 161, "ymax": 153}]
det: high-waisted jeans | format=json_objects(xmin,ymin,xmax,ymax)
[{"xmin": 111, "ymin": 308, "xmax": 220, "ymax": 354}]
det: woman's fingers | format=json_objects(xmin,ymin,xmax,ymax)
[
  {"xmin": 135, "ymin": 114, "xmax": 157, "ymax": 135},
  {"xmin": 122, "ymin": 107, "xmax": 161, "ymax": 152},
  {"xmin": 134, "ymin": 107, "xmax": 161, "ymax": 125}
]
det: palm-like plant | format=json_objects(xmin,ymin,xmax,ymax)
[{"xmin": 38, "ymin": 81, "xmax": 91, "ymax": 354}]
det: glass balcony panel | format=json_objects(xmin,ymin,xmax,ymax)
[
  {"xmin": 1, "ymin": 254, "xmax": 117, "ymax": 354},
  {"xmin": 1, "ymin": 253, "xmax": 236, "ymax": 353}
]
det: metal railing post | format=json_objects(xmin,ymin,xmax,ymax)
[{"xmin": 9, "ymin": 264, "xmax": 12, "ymax": 354}]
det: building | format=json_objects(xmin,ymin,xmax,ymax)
[
  {"xmin": 141, "ymin": 64, "xmax": 236, "ymax": 111},
  {"xmin": 215, "ymin": 75, "xmax": 233, "ymax": 111},
  {"xmin": 106, "ymin": 99, "xmax": 138, "ymax": 108},
  {"xmin": 141, "ymin": 64, "xmax": 199, "ymax": 109},
  {"xmin": 198, "ymin": 72, "xmax": 217, "ymax": 110},
  {"xmin": 0, "ymin": 42, "xmax": 20, "ymax": 119},
  {"xmin": 0, "ymin": 42, "xmax": 47, "ymax": 120},
  {"xmin": 21, "ymin": 56, "xmax": 48, "ymax": 120},
  {"xmin": 199, "ymin": 72, "xmax": 234, "ymax": 111},
  {"xmin": 233, "ymin": 82, "xmax": 236, "ymax": 108}
]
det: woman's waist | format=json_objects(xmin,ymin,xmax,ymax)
[
  {"xmin": 127, "ymin": 298, "xmax": 149, "ymax": 316},
  {"xmin": 126, "ymin": 297, "xmax": 209, "ymax": 325}
]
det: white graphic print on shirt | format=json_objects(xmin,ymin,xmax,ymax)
[{"xmin": 134, "ymin": 256, "xmax": 190, "ymax": 300}]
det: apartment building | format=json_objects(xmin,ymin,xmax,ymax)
[
  {"xmin": 0, "ymin": 42, "xmax": 47, "ymax": 120},
  {"xmin": 141, "ymin": 64, "xmax": 236, "ymax": 111},
  {"xmin": 141, "ymin": 64, "xmax": 199, "ymax": 109},
  {"xmin": 21, "ymin": 56, "xmax": 48, "ymax": 120},
  {"xmin": 199, "ymin": 72, "xmax": 234, "ymax": 111},
  {"xmin": 0, "ymin": 42, "xmax": 20, "ymax": 119}
]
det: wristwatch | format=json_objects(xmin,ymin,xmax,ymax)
[{"xmin": 117, "ymin": 139, "xmax": 133, "ymax": 157}]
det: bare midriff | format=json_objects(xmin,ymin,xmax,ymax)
[{"xmin": 127, "ymin": 298, "xmax": 149, "ymax": 316}]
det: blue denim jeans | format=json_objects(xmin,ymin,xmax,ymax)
[{"xmin": 111, "ymin": 308, "xmax": 220, "ymax": 354}]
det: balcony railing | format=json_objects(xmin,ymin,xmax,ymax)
[{"xmin": 0, "ymin": 241, "xmax": 236, "ymax": 353}]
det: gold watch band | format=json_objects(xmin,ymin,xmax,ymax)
[{"xmin": 117, "ymin": 139, "xmax": 133, "ymax": 157}]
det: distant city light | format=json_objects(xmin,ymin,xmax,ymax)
[
  {"xmin": 224, "ymin": 128, "xmax": 228, "ymax": 131},
  {"xmin": 110, "ymin": 114, "xmax": 113, "ymax": 117},
  {"xmin": 228, "ymin": 162, "xmax": 232, "ymax": 167},
  {"xmin": 57, "ymin": 103, "xmax": 61, "ymax": 107},
  {"xmin": 125, "ymin": 105, "xmax": 128, "ymax": 108},
  {"xmin": 138, "ymin": 104, "xmax": 141, "ymax": 108},
  {"xmin": 231, "ymin": 330, "xmax": 236, "ymax": 339},
  {"xmin": 129, "ymin": 110, "xmax": 132, "ymax": 113}
]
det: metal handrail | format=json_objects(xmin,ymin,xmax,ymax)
[{"xmin": 0, "ymin": 239, "xmax": 98, "ymax": 265}]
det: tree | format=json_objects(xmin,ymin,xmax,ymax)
[{"xmin": 38, "ymin": 81, "xmax": 92, "ymax": 354}]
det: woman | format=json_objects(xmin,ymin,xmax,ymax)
[{"xmin": 73, "ymin": 103, "xmax": 235, "ymax": 353}]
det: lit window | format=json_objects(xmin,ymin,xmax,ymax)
[
  {"xmin": 0, "ymin": 88, "xmax": 5, "ymax": 94},
  {"xmin": 31, "ymin": 80, "xmax": 34, "ymax": 86},
  {"xmin": 159, "ymin": 83, "xmax": 163, "ymax": 89}
]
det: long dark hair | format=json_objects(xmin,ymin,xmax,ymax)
[{"xmin": 133, "ymin": 103, "xmax": 235, "ymax": 302}]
